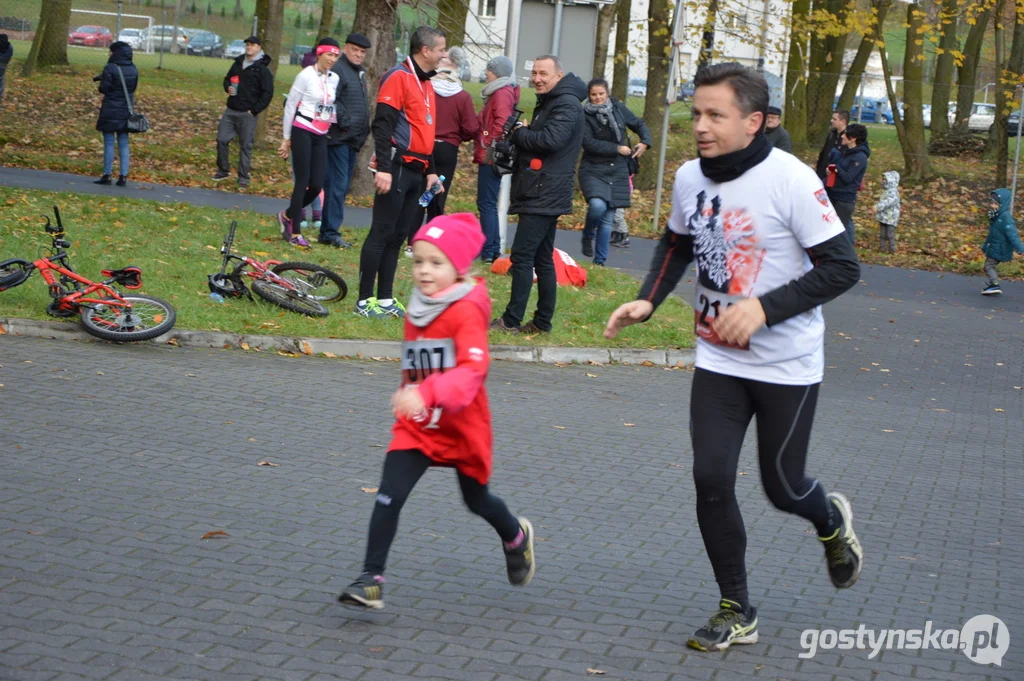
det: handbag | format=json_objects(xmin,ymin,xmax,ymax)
[{"xmin": 115, "ymin": 65, "xmax": 149, "ymax": 134}]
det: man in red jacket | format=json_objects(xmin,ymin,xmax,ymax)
[
  {"xmin": 356, "ymin": 26, "xmax": 445, "ymax": 319},
  {"xmin": 474, "ymin": 55, "xmax": 519, "ymax": 262}
]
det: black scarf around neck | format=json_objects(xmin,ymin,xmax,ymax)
[{"xmin": 699, "ymin": 133, "xmax": 772, "ymax": 183}]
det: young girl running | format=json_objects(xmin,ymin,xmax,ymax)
[
  {"xmin": 278, "ymin": 37, "xmax": 340, "ymax": 247},
  {"xmin": 338, "ymin": 213, "xmax": 535, "ymax": 609}
]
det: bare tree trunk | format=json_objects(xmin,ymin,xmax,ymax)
[
  {"xmin": 837, "ymin": 1, "xmax": 889, "ymax": 113},
  {"xmin": 611, "ymin": 0, "xmax": 632, "ymax": 101},
  {"xmin": 593, "ymin": 2, "xmax": 616, "ymax": 80},
  {"xmin": 929, "ymin": 0, "xmax": 959, "ymax": 140},
  {"xmin": 349, "ymin": 0, "xmax": 398, "ymax": 198},
  {"xmin": 254, "ymin": 0, "xmax": 284, "ymax": 144},
  {"xmin": 784, "ymin": 0, "xmax": 810, "ymax": 148},
  {"xmin": 900, "ymin": 2, "xmax": 931, "ymax": 180},
  {"xmin": 954, "ymin": 5, "xmax": 992, "ymax": 133},
  {"xmin": 23, "ymin": 0, "xmax": 72, "ymax": 73},
  {"xmin": 635, "ymin": 0, "xmax": 670, "ymax": 191},
  {"xmin": 317, "ymin": 0, "xmax": 333, "ymax": 42},
  {"xmin": 234, "ymin": 0, "xmax": 243, "ymax": 18},
  {"xmin": 436, "ymin": 0, "xmax": 469, "ymax": 47},
  {"xmin": 805, "ymin": 0, "xmax": 848, "ymax": 143}
]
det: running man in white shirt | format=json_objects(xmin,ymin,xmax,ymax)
[{"xmin": 605, "ymin": 63, "xmax": 864, "ymax": 652}]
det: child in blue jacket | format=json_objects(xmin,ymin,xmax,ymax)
[{"xmin": 982, "ymin": 188, "xmax": 1024, "ymax": 295}]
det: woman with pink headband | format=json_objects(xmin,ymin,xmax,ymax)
[{"xmin": 278, "ymin": 37, "xmax": 341, "ymax": 247}]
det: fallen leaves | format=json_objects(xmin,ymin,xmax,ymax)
[
  {"xmin": 361, "ymin": 487, "xmax": 379, "ymax": 494},
  {"xmin": 585, "ymin": 373, "xmax": 599, "ymax": 378},
  {"xmin": 240, "ymin": 342, "xmax": 250, "ymax": 350},
  {"xmin": 257, "ymin": 460, "xmax": 280, "ymax": 467},
  {"xmin": 623, "ymin": 423, "xmax": 636, "ymax": 427},
  {"xmin": 586, "ymin": 670, "xmax": 606, "ymax": 676},
  {"xmin": 201, "ymin": 530, "xmax": 229, "ymax": 540}
]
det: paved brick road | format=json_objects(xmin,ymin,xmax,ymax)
[{"xmin": 1, "ymin": 272, "xmax": 1022, "ymax": 681}]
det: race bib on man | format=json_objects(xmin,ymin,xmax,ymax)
[
  {"xmin": 401, "ymin": 338, "xmax": 456, "ymax": 384},
  {"xmin": 694, "ymin": 283, "xmax": 750, "ymax": 350}
]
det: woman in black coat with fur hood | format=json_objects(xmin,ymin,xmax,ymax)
[{"xmin": 94, "ymin": 41, "xmax": 138, "ymax": 186}]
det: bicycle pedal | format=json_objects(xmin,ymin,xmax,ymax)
[{"xmin": 46, "ymin": 302, "xmax": 77, "ymax": 318}]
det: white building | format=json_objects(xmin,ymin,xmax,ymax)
[{"xmin": 461, "ymin": 0, "xmax": 791, "ymax": 89}]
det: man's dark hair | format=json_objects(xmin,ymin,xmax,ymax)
[
  {"xmin": 587, "ymin": 77, "xmax": 610, "ymax": 93},
  {"xmin": 843, "ymin": 123, "xmax": 867, "ymax": 145},
  {"xmin": 410, "ymin": 26, "xmax": 444, "ymax": 56},
  {"xmin": 693, "ymin": 62, "xmax": 768, "ymax": 118},
  {"xmin": 834, "ymin": 109, "xmax": 850, "ymax": 124}
]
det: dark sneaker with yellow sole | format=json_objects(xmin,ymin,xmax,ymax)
[
  {"xmin": 338, "ymin": 572, "xmax": 385, "ymax": 610},
  {"xmin": 503, "ymin": 517, "xmax": 535, "ymax": 586},
  {"xmin": 687, "ymin": 599, "xmax": 759, "ymax": 652}
]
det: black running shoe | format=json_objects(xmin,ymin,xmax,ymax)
[
  {"xmin": 503, "ymin": 517, "xmax": 535, "ymax": 586},
  {"xmin": 581, "ymin": 237, "xmax": 594, "ymax": 257},
  {"xmin": 820, "ymin": 492, "xmax": 863, "ymax": 589},
  {"xmin": 338, "ymin": 572, "xmax": 385, "ymax": 609},
  {"xmin": 687, "ymin": 600, "xmax": 759, "ymax": 652}
]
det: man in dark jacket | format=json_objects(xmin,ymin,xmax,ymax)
[
  {"xmin": 492, "ymin": 55, "xmax": 587, "ymax": 334},
  {"xmin": 825, "ymin": 123, "xmax": 870, "ymax": 244},
  {"xmin": 214, "ymin": 36, "xmax": 274, "ymax": 188},
  {"xmin": 0, "ymin": 34, "xmax": 12, "ymax": 103},
  {"xmin": 319, "ymin": 32, "xmax": 372, "ymax": 248},
  {"xmin": 815, "ymin": 109, "xmax": 848, "ymax": 179},
  {"xmin": 764, "ymin": 106, "xmax": 791, "ymax": 152}
]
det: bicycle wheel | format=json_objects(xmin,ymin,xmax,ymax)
[
  {"xmin": 271, "ymin": 262, "xmax": 348, "ymax": 302},
  {"xmin": 252, "ymin": 277, "xmax": 329, "ymax": 317},
  {"xmin": 79, "ymin": 294, "xmax": 177, "ymax": 342}
]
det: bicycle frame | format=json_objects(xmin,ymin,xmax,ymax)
[
  {"xmin": 34, "ymin": 256, "xmax": 128, "ymax": 314},
  {"xmin": 216, "ymin": 221, "xmax": 310, "ymax": 296}
]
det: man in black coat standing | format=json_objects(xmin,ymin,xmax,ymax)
[
  {"xmin": 492, "ymin": 55, "xmax": 587, "ymax": 334},
  {"xmin": 319, "ymin": 32, "xmax": 372, "ymax": 248},
  {"xmin": 0, "ymin": 34, "xmax": 12, "ymax": 103},
  {"xmin": 214, "ymin": 36, "xmax": 274, "ymax": 189},
  {"xmin": 815, "ymin": 109, "xmax": 848, "ymax": 180}
]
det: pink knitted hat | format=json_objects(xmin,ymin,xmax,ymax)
[{"xmin": 411, "ymin": 213, "xmax": 485, "ymax": 275}]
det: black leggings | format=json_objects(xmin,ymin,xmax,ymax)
[
  {"xmin": 358, "ymin": 165, "xmax": 425, "ymax": 301},
  {"xmin": 288, "ymin": 127, "xmax": 327, "ymax": 234},
  {"xmin": 409, "ymin": 140, "xmax": 459, "ymax": 243},
  {"xmin": 363, "ymin": 449, "xmax": 521, "ymax": 575},
  {"xmin": 690, "ymin": 368, "xmax": 839, "ymax": 606}
]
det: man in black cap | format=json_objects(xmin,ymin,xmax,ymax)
[
  {"xmin": 320, "ymin": 32, "xmax": 372, "ymax": 247},
  {"xmin": 214, "ymin": 35, "xmax": 274, "ymax": 189},
  {"xmin": 764, "ymin": 105, "xmax": 792, "ymax": 153}
]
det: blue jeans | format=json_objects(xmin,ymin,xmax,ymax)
[
  {"xmin": 477, "ymin": 164, "xmax": 502, "ymax": 260},
  {"xmin": 582, "ymin": 197, "xmax": 615, "ymax": 264},
  {"xmin": 103, "ymin": 131, "xmax": 129, "ymax": 177},
  {"xmin": 320, "ymin": 143, "xmax": 359, "ymax": 240}
]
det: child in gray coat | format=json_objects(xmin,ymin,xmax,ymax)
[{"xmin": 875, "ymin": 171, "xmax": 901, "ymax": 252}]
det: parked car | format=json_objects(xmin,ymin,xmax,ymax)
[
  {"xmin": 922, "ymin": 104, "xmax": 932, "ymax": 128},
  {"xmin": 117, "ymin": 27, "xmax": 145, "ymax": 50},
  {"xmin": 677, "ymin": 79, "xmax": 695, "ymax": 101},
  {"xmin": 289, "ymin": 44, "xmax": 312, "ymax": 66},
  {"xmin": 224, "ymin": 39, "xmax": 246, "ymax": 59},
  {"xmin": 187, "ymin": 31, "xmax": 223, "ymax": 57},
  {"xmin": 68, "ymin": 25, "xmax": 113, "ymax": 48},
  {"xmin": 147, "ymin": 25, "xmax": 190, "ymax": 53},
  {"xmin": 627, "ymin": 78, "xmax": 647, "ymax": 98},
  {"xmin": 1008, "ymin": 109, "xmax": 1022, "ymax": 136}
]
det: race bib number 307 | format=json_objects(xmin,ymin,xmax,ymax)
[
  {"xmin": 401, "ymin": 338, "xmax": 456, "ymax": 383},
  {"xmin": 694, "ymin": 284, "xmax": 750, "ymax": 351}
]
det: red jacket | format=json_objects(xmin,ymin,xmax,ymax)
[
  {"xmin": 375, "ymin": 59, "xmax": 437, "ymax": 173},
  {"xmin": 389, "ymin": 279, "xmax": 493, "ymax": 485},
  {"xmin": 474, "ymin": 84, "xmax": 520, "ymax": 164},
  {"xmin": 434, "ymin": 89, "xmax": 480, "ymax": 147}
]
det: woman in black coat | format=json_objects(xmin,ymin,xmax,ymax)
[
  {"xmin": 94, "ymin": 41, "xmax": 138, "ymax": 186},
  {"xmin": 578, "ymin": 78, "xmax": 651, "ymax": 265}
]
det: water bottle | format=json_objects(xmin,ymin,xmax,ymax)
[
  {"xmin": 210, "ymin": 292, "xmax": 225, "ymax": 303},
  {"xmin": 417, "ymin": 175, "xmax": 446, "ymax": 207}
]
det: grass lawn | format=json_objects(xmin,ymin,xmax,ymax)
[
  {"xmin": 0, "ymin": 187, "xmax": 695, "ymax": 350},
  {"xmin": 1, "ymin": 51, "xmax": 1019, "ymax": 279}
]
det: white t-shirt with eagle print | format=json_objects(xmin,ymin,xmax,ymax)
[{"xmin": 667, "ymin": 147, "xmax": 846, "ymax": 385}]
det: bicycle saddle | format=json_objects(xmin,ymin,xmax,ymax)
[{"xmin": 102, "ymin": 266, "xmax": 143, "ymax": 289}]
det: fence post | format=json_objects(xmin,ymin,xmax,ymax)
[
  {"xmin": 116, "ymin": 0, "xmax": 123, "ymax": 35},
  {"xmin": 158, "ymin": 0, "xmax": 166, "ymax": 69},
  {"xmin": 1012, "ymin": 86, "xmax": 1023, "ymax": 213}
]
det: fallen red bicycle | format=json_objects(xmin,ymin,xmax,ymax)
[
  {"xmin": 207, "ymin": 220, "xmax": 347, "ymax": 317},
  {"xmin": 0, "ymin": 205, "xmax": 177, "ymax": 342}
]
